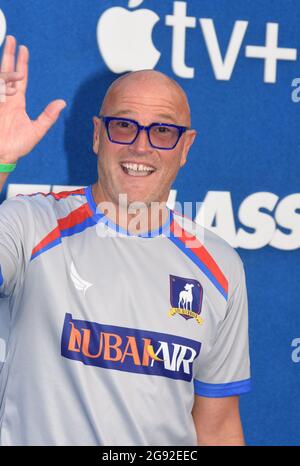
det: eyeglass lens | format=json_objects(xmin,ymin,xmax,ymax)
[{"xmin": 107, "ymin": 119, "xmax": 180, "ymax": 148}]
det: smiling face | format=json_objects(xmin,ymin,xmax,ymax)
[{"xmin": 92, "ymin": 70, "xmax": 196, "ymax": 207}]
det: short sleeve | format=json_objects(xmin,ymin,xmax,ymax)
[
  {"xmin": 0, "ymin": 197, "xmax": 35, "ymax": 298},
  {"xmin": 194, "ymin": 256, "xmax": 251, "ymax": 397}
]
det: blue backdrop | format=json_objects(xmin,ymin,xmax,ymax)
[{"xmin": 1, "ymin": 0, "xmax": 300, "ymax": 446}]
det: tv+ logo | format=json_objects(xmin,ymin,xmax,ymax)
[{"xmin": 97, "ymin": 0, "xmax": 297, "ymax": 83}]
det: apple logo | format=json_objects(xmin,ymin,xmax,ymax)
[
  {"xmin": 0, "ymin": 9, "xmax": 7, "ymax": 47},
  {"xmin": 97, "ymin": 0, "xmax": 161, "ymax": 73}
]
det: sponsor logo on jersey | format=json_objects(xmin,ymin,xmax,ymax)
[
  {"xmin": 168, "ymin": 275, "xmax": 203, "ymax": 325},
  {"xmin": 61, "ymin": 313, "xmax": 201, "ymax": 381}
]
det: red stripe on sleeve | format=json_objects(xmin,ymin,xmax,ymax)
[
  {"xmin": 31, "ymin": 226, "xmax": 61, "ymax": 256},
  {"xmin": 31, "ymin": 202, "xmax": 94, "ymax": 257},
  {"xmin": 57, "ymin": 203, "xmax": 93, "ymax": 230},
  {"xmin": 48, "ymin": 188, "xmax": 86, "ymax": 200}
]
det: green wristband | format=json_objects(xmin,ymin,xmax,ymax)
[{"xmin": 0, "ymin": 163, "xmax": 17, "ymax": 173}]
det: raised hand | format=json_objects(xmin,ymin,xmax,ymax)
[{"xmin": 0, "ymin": 35, "xmax": 66, "ymax": 163}]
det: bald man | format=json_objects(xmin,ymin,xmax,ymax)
[{"xmin": 0, "ymin": 36, "xmax": 251, "ymax": 446}]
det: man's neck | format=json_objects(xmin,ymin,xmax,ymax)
[{"xmin": 91, "ymin": 183, "xmax": 170, "ymax": 236}]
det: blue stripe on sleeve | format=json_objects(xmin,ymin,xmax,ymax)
[
  {"xmin": 194, "ymin": 378, "xmax": 251, "ymax": 398},
  {"xmin": 30, "ymin": 237, "xmax": 63, "ymax": 261}
]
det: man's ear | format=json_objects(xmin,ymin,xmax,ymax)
[
  {"xmin": 180, "ymin": 129, "xmax": 197, "ymax": 167},
  {"xmin": 93, "ymin": 116, "xmax": 101, "ymax": 155}
]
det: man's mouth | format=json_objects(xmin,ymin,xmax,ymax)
[{"xmin": 120, "ymin": 162, "xmax": 156, "ymax": 177}]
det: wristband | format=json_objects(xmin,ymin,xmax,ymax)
[{"xmin": 0, "ymin": 163, "xmax": 17, "ymax": 173}]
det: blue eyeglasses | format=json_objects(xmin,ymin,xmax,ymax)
[{"xmin": 99, "ymin": 115, "xmax": 189, "ymax": 150}]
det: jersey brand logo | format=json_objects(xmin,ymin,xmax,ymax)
[
  {"xmin": 70, "ymin": 262, "xmax": 93, "ymax": 296},
  {"xmin": 168, "ymin": 275, "xmax": 203, "ymax": 324},
  {"xmin": 61, "ymin": 313, "xmax": 201, "ymax": 381}
]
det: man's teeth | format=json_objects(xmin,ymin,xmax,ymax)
[
  {"xmin": 122, "ymin": 162, "xmax": 154, "ymax": 172},
  {"xmin": 121, "ymin": 163, "xmax": 155, "ymax": 176}
]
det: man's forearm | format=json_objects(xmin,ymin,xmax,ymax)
[{"xmin": 192, "ymin": 395, "xmax": 246, "ymax": 446}]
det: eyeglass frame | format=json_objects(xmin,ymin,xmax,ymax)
[{"xmin": 99, "ymin": 115, "xmax": 190, "ymax": 150}]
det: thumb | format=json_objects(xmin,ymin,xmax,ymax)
[{"xmin": 33, "ymin": 99, "xmax": 67, "ymax": 140}]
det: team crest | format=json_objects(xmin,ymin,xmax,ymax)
[{"xmin": 168, "ymin": 275, "xmax": 204, "ymax": 325}]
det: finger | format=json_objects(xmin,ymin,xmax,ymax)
[
  {"xmin": 0, "ymin": 71, "xmax": 24, "ymax": 83},
  {"xmin": 5, "ymin": 87, "xmax": 18, "ymax": 96},
  {"xmin": 0, "ymin": 36, "xmax": 16, "ymax": 76},
  {"xmin": 15, "ymin": 45, "xmax": 29, "ymax": 93},
  {"xmin": 0, "ymin": 80, "xmax": 17, "ymax": 103},
  {"xmin": 33, "ymin": 100, "xmax": 67, "ymax": 140},
  {"xmin": 0, "ymin": 72, "xmax": 24, "ymax": 98}
]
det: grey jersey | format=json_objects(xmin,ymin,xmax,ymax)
[{"xmin": 0, "ymin": 186, "xmax": 251, "ymax": 446}]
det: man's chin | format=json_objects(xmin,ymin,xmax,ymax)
[{"xmin": 118, "ymin": 195, "xmax": 152, "ymax": 210}]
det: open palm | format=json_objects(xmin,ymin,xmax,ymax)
[{"xmin": 0, "ymin": 36, "xmax": 66, "ymax": 163}]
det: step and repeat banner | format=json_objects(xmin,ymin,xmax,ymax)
[{"xmin": 1, "ymin": 0, "xmax": 300, "ymax": 446}]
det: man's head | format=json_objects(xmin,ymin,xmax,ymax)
[{"xmin": 93, "ymin": 70, "xmax": 196, "ymax": 207}]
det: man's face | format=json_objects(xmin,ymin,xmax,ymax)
[{"xmin": 93, "ymin": 76, "xmax": 196, "ymax": 207}]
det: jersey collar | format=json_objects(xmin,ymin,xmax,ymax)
[{"xmin": 84, "ymin": 185, "xmax": 173, "ymax": 238}]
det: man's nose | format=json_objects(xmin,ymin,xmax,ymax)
[{"xmin": 131, "ymin": 128, "xmax": 152, "ymax": 153}]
